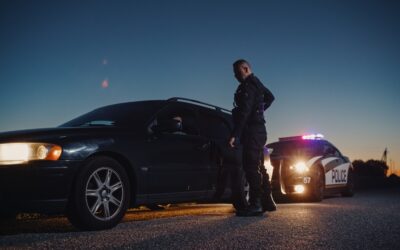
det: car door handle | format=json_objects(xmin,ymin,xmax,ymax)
[{"xmin": 197, "ymin": 142, "xmax": 211, "ymax": 151}]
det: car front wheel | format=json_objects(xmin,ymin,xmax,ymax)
[
  {"xmin": 341, "ymin": 169, "xmax": 355, "ymax": 197},
  {"xmin": 309, "ymin": 167, "xmax": 325, "ymax": 202},
  {"xmin": 67, "ymin": 156, "xmax": 130, "ymax": 230}
]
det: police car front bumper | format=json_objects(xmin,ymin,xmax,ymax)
[
  {"xmin": 282, "ymin": 175, "xmax": 313, "ymax": 194},
  {"xmin": 270, "ymin": 159, "xmax": 314, "ymax": 195}
]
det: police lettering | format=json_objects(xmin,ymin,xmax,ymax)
[{"xmin": 332, "ymin": 169, "xmax": 347, "ymax": 183}]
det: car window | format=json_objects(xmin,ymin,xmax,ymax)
[
  {"xmin": 80, "ymin": 120, "xmax": 115, "ymax": 127},
  {"xmin": 197, "ymin": 110, "xmax": 231, "ymax": 140},
  {"xmin": 332, "ymin": 145, "xmax": 342, "ymax": 157},
  {"xmin": 60, "ymin": 101, "xmax": 164, "ymax": 128},
  {"xmin": 154, "ymin": 103, "xmax": 200, "ymax": 136},
  {"xmin": 322, "ymin": 142, "xmax": 341, "ymax": 157}
]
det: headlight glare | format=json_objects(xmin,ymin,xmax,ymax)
[
  {"xmin": 293, "ymin": 161, "xmax": 309, "ymax": 173},
  {"xmin": 0, "ymin": 143, "xmax": 30, "ymax": 163},
  {"xmin": 294, "ymin": 185, "xmax": 305, "ymax": 193},
  {"xmin": 0, "ymin": 143, "xmax": 62, "ymax": 165}
]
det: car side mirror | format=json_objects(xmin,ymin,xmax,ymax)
[{"xmin": 152, "ymin": 119, "xmax": 182, "ymax": 134}]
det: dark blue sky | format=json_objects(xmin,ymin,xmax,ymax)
[{"xmin": 1, "ymin": 0, "xmax": 399, "ymax": 169}]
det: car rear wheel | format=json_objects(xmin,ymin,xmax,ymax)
[
  {"xmin": 309, "ymin": 167, "xmax": 325, "ymax": 202},
  {"xmin": 67, "ymin": 156, "xmax": 130, "ymax": 230},
  {"xmin": 341, "ymin": 169, "xmax": 355, "ymax": 197}
]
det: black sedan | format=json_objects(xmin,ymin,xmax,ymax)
[{"xmin": 0, "ymin": 98, "xmax": 247, "ymax": 230}]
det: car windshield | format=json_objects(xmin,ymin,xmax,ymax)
[
  {"xmin": 60, "ymin": 101, "xmax": 165, "ymax": 128},
  {"xmin": 268, "ymin": 140, "xmax": 322, "ymax": 157}
]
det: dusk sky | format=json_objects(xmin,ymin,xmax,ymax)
[{"xmin": 1, "ymin": 0, "xmax": 399, "ymax": 172}]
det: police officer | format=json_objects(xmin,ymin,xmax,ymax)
[{"xmin": 229, "ymin": 59, "xmax": 276, "ymax": 216}]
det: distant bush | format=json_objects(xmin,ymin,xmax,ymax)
[
  {"xmin": 353, "ymin": 159, "xmax": 388, "ymax": 177},
  {"xmin": 352, "ymin": 159, "xmax": 397, "ymax": 189},
  {"xmin": 387, "ymin": 174, "xmax": 400, "ymax": 187}
]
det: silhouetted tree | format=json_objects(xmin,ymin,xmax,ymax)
[
  {"xmin": 387, "ymin": 174, "xmax": 400, "ymax": 187},
  {"xmin": 352, "ymin": 160, "xmax": 365, "ymax": 174},
  {"xmin": 365, "ymin": 160, "xmax": 388, "ymax": 177},
  {"xmin": 352, "ymin": 159, "xmax": 388, "ymax": 177},
  {"xmin": 352, "ymin": 159, "xmax": 390, "ymax": 188}
]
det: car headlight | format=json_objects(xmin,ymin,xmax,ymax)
[
  {"xmin": 0, "ymin": 143, "xmax": 62, "ymax": 165},
  {"xmin": 292, "ymin": 161, "xmax": 309, "ymax": 173}
]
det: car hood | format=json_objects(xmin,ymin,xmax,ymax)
[{"xmin": 0, "ymin": 127, "xmax": 132, "ymax": 143}]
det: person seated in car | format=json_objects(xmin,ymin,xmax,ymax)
[{"xmin": 171, "ymin": 115, "xmax": 186, "ymax": 135}]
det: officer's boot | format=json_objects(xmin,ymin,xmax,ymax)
[
  {"xmin": 261, "ymin": 180, "xmax": 277, "ymax": 212},
  {"xmin": 236, "ymin": 190, "xmax": 264, "ymax": 217},
  {"xmin": 262, "ymin": 192, "xmax": 277, "ymax": 212}
]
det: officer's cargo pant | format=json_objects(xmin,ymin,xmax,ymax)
[{"xmin": 242, "ymin": 126, "xmax": 271, "ymax": 202}]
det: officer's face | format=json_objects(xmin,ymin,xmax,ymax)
[{"xmin": 234, "ymin": 65, "xmax": 245, "ymax": 83}]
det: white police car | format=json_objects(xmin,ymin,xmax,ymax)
[{"xmin": 265, "ymin": 134, "xmax": 354, "ymax": 201}]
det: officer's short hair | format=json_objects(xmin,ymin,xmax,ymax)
[{"xmin": 233, "ymin": 59, "xmax": 251, "ymax": 70}]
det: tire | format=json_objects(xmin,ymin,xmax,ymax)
[
  {"xmin": 309, "ymin": 166, "xmax": 325, "ymax": 202},
  {"xmin": 232, "ymin": 172, "xmax": 249, "ymax": 211},
  {"xmin": 67, "ymin": 156, "xmax": 130, "ymax": 231},
  {"xmin": 341, "ymin": 169, "xmax": 355, "ymax": 197}
]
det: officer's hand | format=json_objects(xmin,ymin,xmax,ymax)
[{"xmin": 229, "ymin": 137, "xmax": 235, "ymax": 148}]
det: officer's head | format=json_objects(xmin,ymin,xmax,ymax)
[{"xmin": 233, "ymin": 59, "xmax": 252, "ymax": 83}]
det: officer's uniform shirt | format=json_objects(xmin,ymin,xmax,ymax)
[{"xmin": 231, "ymin": 74, "xmax": 274, "ymax": 140}]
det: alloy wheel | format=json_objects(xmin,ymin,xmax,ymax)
[{"xmin": 85, "ymin": 167, "xmax": 124, "ymax": 221}]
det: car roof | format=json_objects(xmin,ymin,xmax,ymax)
[
  {"xmin": 97, "ymin": 100, "xmax": 166, "ymax": 109},
  {"xmin": 267, "ymin": 136, "xmax": 330, "ymax": 149},
  {"xmin": 99, "ymin": 98, "xmax": 231, "ymax": 118}
]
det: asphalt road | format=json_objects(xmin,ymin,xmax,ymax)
[{"xmin": 1, "ymin": 189, "xmax": 400, "ymax": 250}]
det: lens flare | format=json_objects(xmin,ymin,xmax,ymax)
[
  {"xmin": 101, "ymin": 79, "xmax": 109, "ymax": 88},
  {"xmin": 294, "ymin": 161, "xmax": 309, "ymax": 173}
]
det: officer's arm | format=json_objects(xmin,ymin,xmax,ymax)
[
  {"xmin": 231, "ymin": 86, "xmax": 256, "ymax": 138},
  {"xmin": 263, "ymin": 86, "xmax": 275, "ymax": 110}
]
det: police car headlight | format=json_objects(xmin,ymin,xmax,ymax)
[
  {"xmin": 294, "ymin": 185, "xmax": 305, "ymax": 193},
  {"xmin": 293, "ymin": 161, "xmax": 309, "ymax": 173},
  {"xmin": 0, "ymin": 143, "xmax": 62, "ymax": 165},
  {"xmin": 264, "ymin": 160, "xmax": 273, "ymax": 181}
]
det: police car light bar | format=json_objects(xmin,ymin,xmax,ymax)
[
  {"xmin": 279, "ymin": 133, "xmax": 324, "ymax": 141},
  {"xmin": 302, "ymin": 133, "xmax": 324, "ymax": 140}
]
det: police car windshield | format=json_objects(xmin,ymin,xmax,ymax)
[{"xmin": 268, "ymin": 140, "xmax": 322, "ymax": 157}]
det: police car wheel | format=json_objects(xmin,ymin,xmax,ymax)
[
  {"xmin": 341, "ymin": 170, "xmax": 355, "ymax": 197},
  {"xmin": 309, "ymin": 167, "xmax": 324, "ymax": 202}
]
